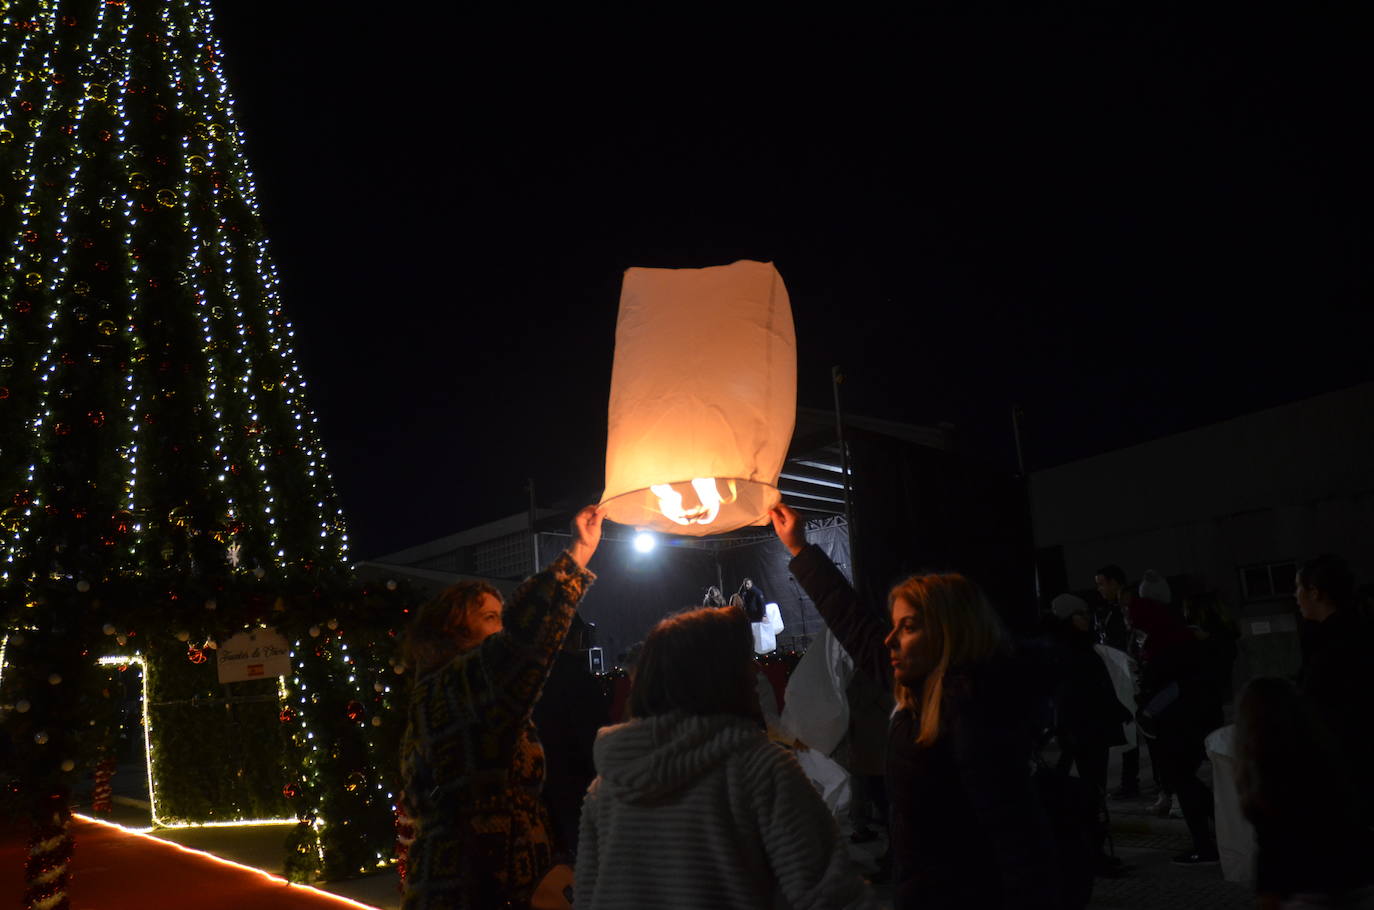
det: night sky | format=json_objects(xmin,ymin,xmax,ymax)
[{"xmin": 210, "ymin": 10, "xmax": 1372, "ymax": 561}]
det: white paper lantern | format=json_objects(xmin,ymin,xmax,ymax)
[{"xmin": 601, "ymin": 260, "xmax": 796, "ymax": 536}]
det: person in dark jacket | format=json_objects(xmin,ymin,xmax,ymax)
[
  {"xmin": 1128, "ymin": 592, "xmax": 1220, "ymax": 865},
  {"xmin": 739, "ymin": 577, "xmax": 767, "ymax": 623},
  {"xmin": 398, "ymin": 505, "xmax": 603, "ymax": 910},
  {"xmin": 1295, "ymin": 554, "xmax": 1373, "ymax": 821},
  {"xmin": 770, "ymin": 505, "xmax": 1059, "ymax": 910},
  {"xmin": 1236, "ymin": 676, "xmax": 1374, "ymax": 909},
  {"xmin": 1048, "ymin": 594, "xmax": 1132, "ymax": 799}
]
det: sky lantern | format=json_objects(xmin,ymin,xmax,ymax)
[{"xmin": 601, "ymin": 260, "xmax": 797, "ymax": 536}]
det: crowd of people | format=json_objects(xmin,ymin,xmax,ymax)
[{"xmin": 394, "ymin": 503, "xmax": 1372, "ymax": 909}]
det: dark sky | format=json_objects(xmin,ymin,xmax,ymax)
[{"xmin": 211, "ymin": 10, "xmax": 1372, "ymax": 560}]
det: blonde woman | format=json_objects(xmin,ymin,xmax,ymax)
[{"xmin": 769, "ymin": 505, "xmax": 1058, "ymax": 910}]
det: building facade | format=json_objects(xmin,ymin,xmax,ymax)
[{"xmin": 1031, "ymin": 382, "xmax": 1374, "ymax": 682}]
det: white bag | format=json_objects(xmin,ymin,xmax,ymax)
[
  {"xmin": 779, "ymin": 628, "xmax": 854, "ymax": 755},
  {"xmin": 765, "ymin": 601, "xmax": 784, "ymax": 633},
  {"xmin": 794, "ymin": 747, "xmax": 852, "ymax": 818},
  {"xmin": 751, "ymin": 623, "xmax": 776, "ymax": 654},
  {"xmin": 750, "ymin": 603, "xmax": 786, "ymax": 654},
  {"xmin": 1205, "ymin": 724, "xmax": 1256, "ymax": 884},
  {"xmin": 1094, "ymin": 644, "xmax": 1137, "ymax": 751}
]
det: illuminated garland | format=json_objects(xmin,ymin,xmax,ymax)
[{"xmin": 0, "ymin": 0, "xmax": 403, "ymax": 887}]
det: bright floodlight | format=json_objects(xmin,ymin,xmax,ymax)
[{"xmin": 633, "ymin": 531, "xmax": 657, "ymax": 553}]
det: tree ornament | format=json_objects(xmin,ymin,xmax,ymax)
[
  {"xmin": 344, "ymin": 700, "xmax": 365, "ymax": 722},
  {"xmin": 307, "ymin": 626, "xmax": 321, "ymax": 638},
  {"xmin": 282, "ymin": 782, "xmax": 300, "ymax": 800},
  {"xmin": 386, "ymin": 579, "xmax": 398, "ymax": 591},
  {"xmin": 48, "ymin": 673, "xmax": 62, "ymax": 685},
  {"xmin": 371, "ymin": 716, "xmax": 382, "ymax": 728},
  {"xmin": 15, "ymin": 699, "xmax": 30, "ymax": 713},
  {"xmin": 175, "ymin": 630, "xmax": 190, "ymax": 642},
  {"xmin": 279, "ymin": 707, "xmax": 295, "ymax": 724},
  {"xmin": 326, "ymin": 619, "xmax": 338, "ymax": 630},
  {"xmin": 75, "ymin": 579, "xmax": 90, "ymax": 592},
  {"xmin": 102, "ymin": 623, "xmax": 115, "ymax": 635},
  {"xmin": 344, "ymin": 772, "xmax": 365, "ymax": 793},
  {"xmin": 187, "ymin": 645, "xmax": 206, "ymax": 664},
  {"xmin": 34, "ymin": 731, "xmax": 49, "ymax": 744},
  {"xmin": 60, "ymin": 759, "xmax": 75, "ymax": 772},
  {"xmin": 226, "ymin": 544, "xmax": 241, "ymax": 567}
]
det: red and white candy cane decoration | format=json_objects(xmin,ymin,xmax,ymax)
[
  {"xmin": 91, "ymin": 757, "xmax": 116, "ymax": 815},
  {"xmin": 25, "ymin": 796, "xmax": 72, "ymax": 910},
  {"xmin": 394, "ymin": 800, "xmax": 415, "ymax": 892}
]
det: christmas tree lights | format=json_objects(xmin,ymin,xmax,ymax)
[{"xmin": 0, "ymin": 1, "xmax": 415, "ymax": 897}]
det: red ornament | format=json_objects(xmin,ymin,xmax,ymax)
[
  {"xmin": 345, "ymin": 701, "xmax": 365, "ymax": 723},
  {"xmin": 279, "ymin": 707, "xmax": 295, "ymax": 724},
  {"xmin": 282, "ymin": 782, "xmax": 300, "ymax": 800},
  {"xmin": 187, "ymin": 646, "xmax": 206, "ymax": 664}
]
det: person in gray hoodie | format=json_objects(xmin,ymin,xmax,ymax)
[{"xmin": 576, "ymin": 604, "xmax": 876, "ymax": 910}]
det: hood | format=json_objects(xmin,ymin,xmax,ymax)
[{"xmin": 592, "ymin": 713, "xmax": 761, "ymax": 804}]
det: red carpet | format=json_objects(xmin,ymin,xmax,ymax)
[{"xmin": 1, "ymin": 815, "xmax": 378, "ymax": 910}]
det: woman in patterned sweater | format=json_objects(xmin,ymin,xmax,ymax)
[{"xmin": 399, "ymin": 505, "xmax": 604, "ymax": 909}]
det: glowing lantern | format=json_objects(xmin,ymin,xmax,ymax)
[{"xmin": 601, "ymin": 260, "xmax": 796, "ymax": 536}]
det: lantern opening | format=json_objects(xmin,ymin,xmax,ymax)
[{"xmin": 649, "ymin": 478, "xmax": 739, "ymax": 526}]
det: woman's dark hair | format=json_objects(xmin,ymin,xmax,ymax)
[
  {"xmin": 403, "ymin": 580, "xmax": 503, "ymax": 675},
  {"xmin": 1298, "ymin": 554, "xmax": 1355, "ymax": 609},
  {"xmin": 628, "ymin": 606, "xmax": 761, "ymax": 722},
  {"xmin": 1096, "ymin": 564, "xmax": 1127, "ymax": 585}
]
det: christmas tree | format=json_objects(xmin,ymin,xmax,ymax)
[{"xmin": 0, "ymin": 2, "xmax": 410, "ymax": 903}]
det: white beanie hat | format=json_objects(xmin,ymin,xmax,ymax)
[
  {"xmin": 1051, "ymin": 593, "xmax": 1089, "ymax": 620},
  {"xmin": 1138, "ymin": 569, "xmax": 1172, "ymax": 604}
]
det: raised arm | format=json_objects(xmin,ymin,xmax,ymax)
[
  {"xmin": 770, "ymin": 505, "xmax": 892, "ymax": 688},
  {"xmin": 460, "ymin": 505, "xmax": 603, "ymax": 720}
]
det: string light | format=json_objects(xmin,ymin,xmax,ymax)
[{"xmin": 72, "ymin": 813, "xmax": 381, "ymax": 909}]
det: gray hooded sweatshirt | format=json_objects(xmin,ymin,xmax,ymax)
[{"xmin": 575, "ymin": 712, "xmax": 875, "ymax": 910}]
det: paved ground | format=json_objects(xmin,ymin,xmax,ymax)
[{"xmin": 89, "ymin": 744, "xmax": 1249, "ymax": 909}]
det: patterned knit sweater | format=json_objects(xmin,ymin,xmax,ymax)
[
  {"xmin": 576, "ymin": 713, "xmax": 876, "ymax": 910},
  {"xmin": 399, "ymin": 551, "xmax": 594, "ymax": 910}
]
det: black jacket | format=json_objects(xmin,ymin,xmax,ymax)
[
  {"xmin": 1299, "ymin": 609, "xmax": 1374, "ymax": 818},
  {"xmin": 790, "ymin": 544, "xmax": 1059, "ymax": 910},
  {"xmin": 1053, "ymin": 623, "xmax": 1131, "ymax": 749},
  {"xmin": 741, "ymin": 585, "xmax": 766, "ymax": 623}
]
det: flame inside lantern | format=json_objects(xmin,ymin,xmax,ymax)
[{"xmin": 649, "ymin": 478, "xmax": 740, "ymax": 526}]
